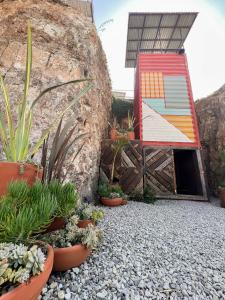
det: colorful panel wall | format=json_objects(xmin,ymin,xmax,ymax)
[{"xmin": 135, "ymin": 53, "xmax": 200, "ymax": 148}]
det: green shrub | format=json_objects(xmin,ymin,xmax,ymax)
[
  {"xmin": 129, "ymin": 187, "xmax": 156, "ymax": 204},
  {"xmin": 98, "ymin": 182, "xmax": 124, "ymax": 199}
]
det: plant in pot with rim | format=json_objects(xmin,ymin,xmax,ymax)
[
  {"xmin": 0, "ymin": 181, "xmax": 56, "ymax": 300},
  {"xmin": 76, "ymin": 203, "xmax": 104, "ymax": 228},
  {"xmin": 108, "ymin": 117, "xmax": 118, "ymax": 140},
  {"xmin": 41, "ymin": 215, "xmax": 102, "ymax": 272},
  {"xmin": 98, "ymin": 137, "xmax": 128, "ymax": 207},
  {"xmin": 0, "ymin": 25, "xmax": 92, "ymax": 197},
  {"xmin": 127, "ymin": 111, "xmax": 135, "ymax": 140}
]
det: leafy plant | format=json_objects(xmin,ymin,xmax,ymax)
[
  {"xmin": 76, "ymin": 203, "xmax": 104, "ymax": 223},
  {"xmin": 41, "ymin": 215, "xmax": 102, "ymax": 249},
  {"xmin": 47, "ymin": 180, "xmax": 78, "ymax": 218},
  {"xmin": 129, "ymin": 187, "xmax": 156, "ymax": 204},
  {"xmin": 127, "ymin": 111, "xmax": 135, "ymax": 131},
  {"xmin": 108, "ymin": 116, "xmax": 118, "ymax": 130},
  {"xmin": 110, "ymin": 137, "xmax": 128, "ymax": 183},
  {"xmin": 0, "ymin": 243, "xmax": 46, "ymax": 294},
  {"xmin": 0, "ymin": 25, "xmax": 92, "ymax": 162},
  {"xmin": 219, "ymin": 182, "xmax": 225, "ymax": 188},
  {"xmin": 41, "ymin": 116, "xmax": 88, "ymax": 183},
  {"xmin": 0, "ymin": 191, "xmax": 56, "ymax": 244},
  {"xmin": 98, "ymin": 182, "xmax": 124, "ymax": 199}
]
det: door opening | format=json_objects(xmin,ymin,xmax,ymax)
[{"xmin": 174, "ymin": 150, "xmax": 203, "ymax": 196}]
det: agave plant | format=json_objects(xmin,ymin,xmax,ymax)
[
  {"xmin": 0, "ymin": 25, "xmax": 93, "ymax": 162},
  {"xmin": 127, "ymin": 111, "xmax": 135, "ymax": 131}
]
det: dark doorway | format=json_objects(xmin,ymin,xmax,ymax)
[{"xmin": 174, "ymin": 150, "xmax": 203, "ymax": 195}]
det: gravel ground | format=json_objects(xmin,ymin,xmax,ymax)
[{"xmin": 40, "ymin": 200, "xmax": 225, "ymax": 300}]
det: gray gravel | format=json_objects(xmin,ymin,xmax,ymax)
[{"xmin": 40, "ymin": 200, "xmax": 225, "ymax": 300}]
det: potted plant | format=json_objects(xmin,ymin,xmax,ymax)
[
  {"xmin": 0, "ymin": 182, "xmax": 56, "ymax": 300},
  {"xmin": 127, "ymin": 111, "xmax": 135, "ymax": 140},
  {"xmin": 41, "ymin": 215, "xmax": 102, "ymax": 272},
  {"xmin": 218, "ymin": 182, "xmax": 225, "ymax": 208},
  {"xmin": 98, "ymin": 182, "xmax": 124, "ymax": 207},
  {"xmin": 108, "ymin": 117, "xmax": 118, "ymax": 140},
  {"xmin": 76, "ymin": 203, "xmax": 104, "ymax": 228},
  {"xmin": 0, "ymin": 25, "xmax": 92, "ymax": 196},
  {"xmin": 98, "ymin": 137, "xmax": 128, "ymax": 207}
]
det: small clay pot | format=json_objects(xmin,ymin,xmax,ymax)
[
  {"xmin": 45, "ymin": 217, "xmax": 65, "ymax": 233},
  {"xmin": 0, "ymin": 162, "xmax": 42, "ymax": 197},
  {"xmin": 53, "ymin": 244, "xmax": 91, "ymax": 272},
  {"xmin": 121, "ymin": 199, "xmax": 128, "ymax": 205},
  {"xmin": 127, "ymin": 131, "xmax": 135, "ymax": 140},
  {"xmin": 219, "ymin": 187, "xmax": 225, "ymax": 208},
  {"xmin": 0, "ymin": 245, "xmax": 53, "ymax": 300},
  {"xmin": 110, "ymin": 128, "xmax": 117, "ymax": 140},
  {"xmin": 101, "ymin": 197, "xmax": 123, "ymax": 207},
  {"xmin": 77, "ymin": 220, "xmax": 95, "ymax": 228}
]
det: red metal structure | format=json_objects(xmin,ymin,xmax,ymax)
[{"xmin": 125, "ymin": 12, "xmax": 208, "ymax": 200}]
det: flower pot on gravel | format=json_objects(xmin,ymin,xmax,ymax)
[
  {"xmin": 45, "ymin": 217, "xmax": 66, "ymax": 233},
  {"xmin": 53, "ymin": 244, "xmax": 91, "ymax": 272},
  {"xmin": 77, "ymin": 220, "xmax": 95, "ymax": 228},
  {"xmin": 127, "ymin": 131, "xmax": 135, "ymax": 140},
  {"xmin": 0, "ymin": 162, "xmax": 42, "ymax": 197},
  {"xmin": 101, "ymin": 197, "xmax": 123, "ymax": 207},
  {"xmin": 219, "ymin": 187, "xmax": 225, "ymax": 208},
  {"xmin": 121, "ymin": 199, "xmax": 128, "ymax": 205},
  {"xmin": 0, "ymin": 245, "xmax": 54, "ymax": 300}
]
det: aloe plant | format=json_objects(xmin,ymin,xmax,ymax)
[{"xmin": 0, "ymin": 25, "xmax": 93, "ymax": 162}]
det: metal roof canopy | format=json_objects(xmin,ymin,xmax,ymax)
[{"xmin": 125, "ymin": 12, "xmax": 198, "ymax": 68}]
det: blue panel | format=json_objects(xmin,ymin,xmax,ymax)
[
  {"xmin": 164, "ymin": 76, "xmax": 190, "ymax": 109},
  {"xmin": 143, "ymin": 99, "xmax": 191, "ymax": 116}
]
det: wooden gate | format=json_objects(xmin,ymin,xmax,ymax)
[
  {"xmin": 144, "ymin": 148, "xmax": 175, "ymax": 195},
  {"xmin": 100, "ymin": 140, "xmax": 143, "ymax": 194}
]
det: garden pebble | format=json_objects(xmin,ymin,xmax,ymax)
[{"xmin": 41, "ymin": 200, "xmax": 225, "ymax": 299}]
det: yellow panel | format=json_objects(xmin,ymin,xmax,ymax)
[{"xmin": 162, "ymin": 115, "xmax": 196, "ymax": 141}]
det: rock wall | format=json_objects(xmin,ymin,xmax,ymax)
[
  {"xmin": 0, "ymin": 0, "xmax": 112, "ymax": 198},
  {"xmin": 195, "ymin": 84, "xmax": 225, "ymax": 193}
]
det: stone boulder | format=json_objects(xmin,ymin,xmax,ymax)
[
  {"xmin": 195, "ymin": 84, "xmax": 225, "ymax": 193},
  {"xmin": 0, "ymin": 0, "xmax": 112, "ymax": 198}
]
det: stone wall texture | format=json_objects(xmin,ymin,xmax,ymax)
[
  {"xmin": 195, "ymin": 84, "xmax": 225, "ymax": 193},
  {"xmin": 0, "ymin": 0, "xmax": 112, "ymax": 198}
]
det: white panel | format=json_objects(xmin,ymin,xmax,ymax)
[{"xmin": 142, "ymin": 103, "xmax": 192, "ymax": 143}]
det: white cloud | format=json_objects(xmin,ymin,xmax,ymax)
[{"xmin": 99, "ymin": 0, "xmax": 225, "ymax": 99}]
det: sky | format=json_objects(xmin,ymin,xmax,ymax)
[{"xmin": 93, "ymin": 0, "xmax": 225, "ymax": 100}]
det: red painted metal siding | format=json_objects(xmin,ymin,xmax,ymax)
[{"xmin": 134, "ymin": 53, "xmax": 201, "ymax": 149}]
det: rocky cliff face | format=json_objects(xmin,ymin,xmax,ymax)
[
  {"xmin": 0, "ymin": 0, "xmax": 112, "ymax": 198},
  {"xmin": 195, "ymin": 85, "xmax": 225, "ymax": 193}
]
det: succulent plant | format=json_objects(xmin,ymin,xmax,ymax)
[
  {"xmin": 41, "ymin": 215, "xmax": 102, "ymax": 249},
  {"xmin": 76, "ymin": 203, "xmax": 104, "ymax": 223},
  {"xmin": 0, "ymin": 243, "xmax": 46, "ymax": 293}
]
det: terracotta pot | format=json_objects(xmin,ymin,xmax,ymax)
[
  {"xmin": 219, "ymin": 187, "xmax": 225, "ymax": 208},
  {"xmin": 45, "ymin": 217, "xmax": 65, "ymax": 233},
  {"xmin": 127, "ymin": 131, "xmax": 135, "ymax": 140},
  {"xmin": 77, "ymin": 220, "xmax": 95, "ymax": 228},
  {"xmin": 121, "ymin": 199, "xmax": 128, "ymax": 205},
  {"xmin": 101, "ymin": 197, "xmax": 123, "ymax": 207},
  {"xmin": 0, "ymin": 245, "xmax": 53, "ymax": 300},
  {"xmin": 110, "ymin": 128, "xmax": 117, "ymax": 140},
  {"xmin": 0, "ymin": 162, "xmax": 42, "ymax": 197},
  {"xmin": 53, "ymin": 244, "xmax": 91, "ymax": 272}
]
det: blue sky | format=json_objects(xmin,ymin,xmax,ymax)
[{"xmin": 93, "ymin": 0, "xmax": 225, "ymax": 99}]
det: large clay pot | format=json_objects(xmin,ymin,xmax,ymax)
[
  {"xmin": 101, "ymin": 197, "xmax": 123, "ymax": 207},
  {"xmin": 0, "ymin": 245, "xmax": 53, "ymax": 300},
  {"xmin": 77, "ymin": 220, "xmax": 95, "ymax": 228},
  {"xmin": 0, "ymin": 162, "xmax": 42, "ymax": 197},
  {"xmin": 110, "ymin": 128, "xmax": 117, "ymax": 140},
  {"xmin": 45, "ymin": 217, "xmax": 65, "ymax": 233},
  {"xmin": 219, "ymin": 187, "xmax": 225, "ymax": 208},
  {"xmin": 53, "ymin": 244, "xmax": 91, "ymax": 272},
  {"xmin": 127, "ymin": 131, "xmax": 135, "ymax": 140}
]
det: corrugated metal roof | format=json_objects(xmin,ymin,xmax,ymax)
[{"xmin": 125, "ymin": 12, "xmax": 198, "ymax": 68}]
